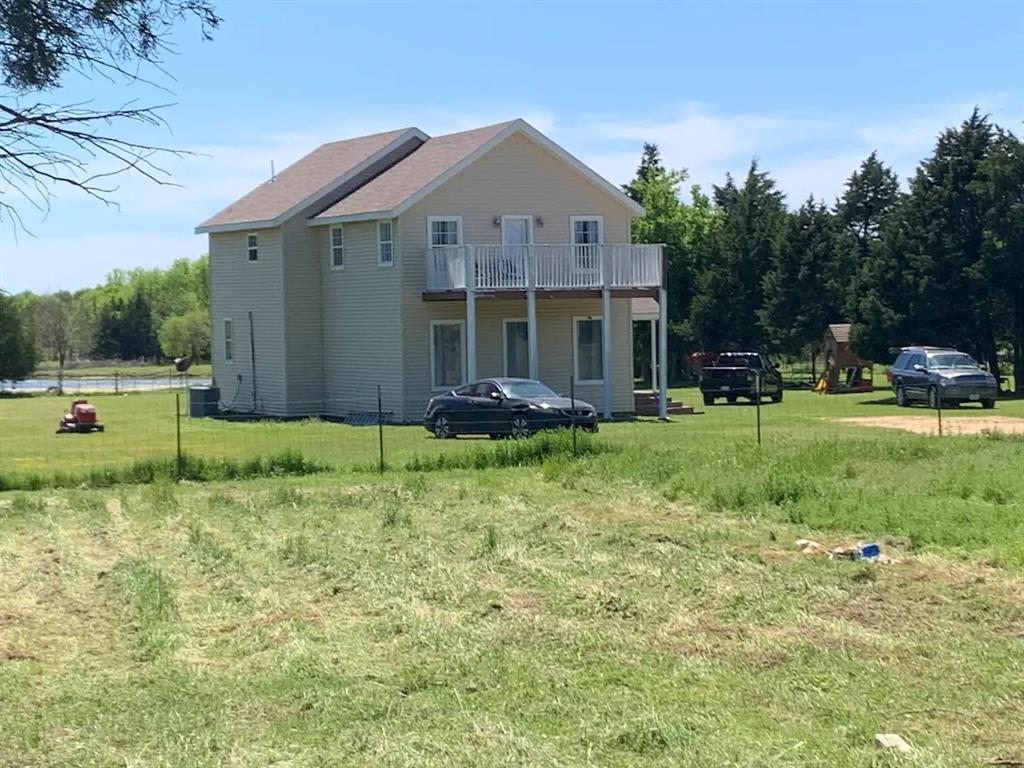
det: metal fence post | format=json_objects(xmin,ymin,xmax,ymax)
[
  {"xmin": 937, "ymin": 392, "xmax": 943, "ymax": 437},
  {"xmin": 755, "ymin": 371, "xmax": 762, "ymax": 446},
  {"xmin": 377, "ymin": 384, "xmax": 385, "ymax": 473},
  {"xmin": 175, "ymin": 392, "xmax": 183, "ymax": 480},
  {"xmin": 570, "ymin": 373, "xmax": 578, "ymax": 457}
]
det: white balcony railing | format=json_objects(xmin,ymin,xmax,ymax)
[{"xmin": 426, "ymin": 243, "xmax": 663, "ymax": 292}]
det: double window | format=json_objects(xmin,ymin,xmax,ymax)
[
  {"xmin": 247, "ymin": 233, "xmax": 258, "ymax": 262},
  {"xmin": 223, "ymin": 319, "xmax": 233, "ymax": 362},
  {"xmin": 428, "ymin": 216, "xmax": 461, "ymax": 247},
  {"xmin": 378, "ymin": 221, "xmax": 394, "ymax": 266},
  {"xmin": 330, "ymin": 226, "xmax": 344, "ymax": 269},
  {"xmin": 430, "ymin": 320, "xmax": 466, "ymax": 390},
  {"xmin": 573, "ymin": 316, "xmax": 603, "ymax": 384}
]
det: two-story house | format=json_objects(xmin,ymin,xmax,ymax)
[{"xmin": 195, "ymin": 119, "xmax": 668, "ymax": 423}]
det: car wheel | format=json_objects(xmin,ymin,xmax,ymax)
[
  {"xmin": 981, "ymin": 398, "xmax": 995, "ymax": 410},
  {"xmin": 771, "ymin": 390, "xmax": 783, "ymax": 403},
  {"xmin": 702, "ymin": 393, "xmax": 714, "ymax": 406},
  {"xmin": 726, "ymin": 395, "xmax": 738, "ymax": 404},
  {"xmin": 928, "ymin": 386, "xmax": 940, "ymax": 409},
  {"xmin": 510, "ymin": 414, "xmax": 532, "ymax": 439},
  {"xmin": 433, "ymin": 413, "xmax": 453, "ymax": 439},
  {"xmin": 895, "ymin": 385, "xmax": 908, "ymax": 407}
]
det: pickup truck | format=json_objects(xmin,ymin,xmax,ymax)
[{"xmin": 699, "ymin": 352, "xmax": 784, "ymax": 406}]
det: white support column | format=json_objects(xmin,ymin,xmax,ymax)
[
  {"xmin": 649, "ymin": 318, "xmax": 657, "ymax": 391},
  {"xmin": 526, "ymin": 246, "xmax": 538, "ymax": 380},
  {"xmin": 602, "ymin": 287, "xmax": 612, "ymax": 420},
  {"xmin": 466, "ymin": 246, "xmax": 477, "ymax": 382},
  {"xmin": 658, "ymin": 287, "xmax": 669, "ymax": 421}
]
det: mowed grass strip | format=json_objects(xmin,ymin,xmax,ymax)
[{"xmin": 1, "ymin": 461, "xmax": 1023, "ymax": 766}]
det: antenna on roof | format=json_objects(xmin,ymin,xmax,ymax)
[{"xmin": 270, "ymin": 160, "xmax": 276, "ymax": 182}]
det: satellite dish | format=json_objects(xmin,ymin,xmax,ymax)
[{"xmin": 174, "ymin": 356, "xmax": 193, "ymax": 373}]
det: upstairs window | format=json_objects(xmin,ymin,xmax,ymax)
[
  {"xmin": 224, "ymin": 319, "xmax": 234, "ymax": 362},
  {"xmin": 428, "ymin": 216, "xmax": 461, "ymax": 247},
  {"xmin": 378, "ymin": 221, "xmax": 394, "ymax": 266},
  {"xmin": 330, "ymin": 226, "xmax": 344, "ymax": 269},
  {"xmin": 571, "ymin": 216, "xmax": 603, "ymax": 245},
  {"xmin": 247, "ymin": 233, "xmax": 258, "ymax": 262}
]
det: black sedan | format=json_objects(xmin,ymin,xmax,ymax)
[{"xmin": 423, "ymin": 378, "xmax": 598, "ymax": 439}]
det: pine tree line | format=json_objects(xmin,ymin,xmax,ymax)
[{"xmin": 626, "ymin": 110, "xmax": 1024, "ymax": 393}]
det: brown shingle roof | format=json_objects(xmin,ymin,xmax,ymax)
[
  {"xmin": 196, "ymin": 128, "xmax": 418, "ymax": 231},
  {"xmin": 314, "ymin": 121, "xmax": 515, "ymax": 219}
]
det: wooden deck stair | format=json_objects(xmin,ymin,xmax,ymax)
[{"xmin": 633, "ymin": 390, "xmax": 694, "ymax": 417}]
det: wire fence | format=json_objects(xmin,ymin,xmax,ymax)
[
  {"xmin": 1, "ymin": 375, "xmax": 1020, "ymax": 491},
  {"xmin": 0, "ymin": 370, "xmax": 210, "ymax": 395}
]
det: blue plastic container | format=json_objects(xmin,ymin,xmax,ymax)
[{"xmin": 857, "ymin": 542, "xmax": 881, "ymax": 559}]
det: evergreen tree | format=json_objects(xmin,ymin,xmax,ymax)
[
  {"xmin": 120, "ymin": 291, "xmax": 159, "ymax": 360},
  {"xmin": 622, "ymin": 143, "xmax": 665, "ymax": 203},
  {"xmin": 848, "ymin": 203, "xmax": 913, "ymax": 362},
  {"xmin": 973, "ymin": 128, "xmax": 1024, "ymax": 393},
  {"xmin": 688, "ymin": 162, "xmax": 787, "ymax": 350},
  {"xmin": 759, "ymin": 197, "xmax": 838, "ymax": 369},
  {"xmin": 835, "ymin": 152, "xmax": 901, "ymax": 317},
  {"xmin": 902, "ymin": 110, "xmax": 998, "ymax": 370},
  {"xmin": 94, "ymin": 298, "xmax": 125, "ymax": 360},
  {"xmin": 0, "ymin": 292, "xmax": 37, "ymax": 381}
]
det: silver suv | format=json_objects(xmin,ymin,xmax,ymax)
[{"xmin": 890, "ymin": 346, "xmax": 997, "ymax": 409}]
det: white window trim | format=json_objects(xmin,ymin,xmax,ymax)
[
  {"xmin": 573, "ymin": 315, "xmax": 604, "ymax": 385},
  {"xmin": 426, "ymin": 215, "xmax": 463, "ymax": 247},
  {"xmin": 569, "ymin": 215, "xmax": 605, "ymax": 244},
  {"xmin": 247, "ymin": 233, "xmax": 259, "ymax": 262},
  {"xmin": 429, "ymin": 319, "xmax": 467, "ymax": 392},
  {"xmin": 502, "ymin": 317, "xmax": 529, "ymax": 378},
  {"xmin": 329, "ymin": 225, "xmax": 345, "ymax": 271},
  {"xmin": 223, "ymin": 318, "xmax": 234, "ymax": 363},
  {"xmin": 500, "ymin": 215, "xmax": 533, "ymax": 245},
  {"xmin": 377, "ymin": 219, "xmax": 394, "ymax": 267}
]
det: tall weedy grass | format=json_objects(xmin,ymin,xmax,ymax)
[
  {"xmin": 0, "ymin": 450, "xmax": 329, "ymax": 492},
  {"xmin": 404, "ymin": 429, "xmax": 609, "ymax": 472}
]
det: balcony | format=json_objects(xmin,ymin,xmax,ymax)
[{"xmin": 425, "ymin": 243, "xmax": 663, "ymax": 294}]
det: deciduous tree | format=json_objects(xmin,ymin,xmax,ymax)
[{"xmin": 0, "ymin": 0, "xmax": 220, "ymax": 227}]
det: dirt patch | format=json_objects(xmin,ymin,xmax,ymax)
[{"xmin": 833, "ymin": 415, "xmax": 1024, "ymax": 436}]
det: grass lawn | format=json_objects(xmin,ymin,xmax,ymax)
[{"xmin": 1, "ymin": 389, "xmax": 1023, "ymax": 765}]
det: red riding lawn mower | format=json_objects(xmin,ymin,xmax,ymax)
[{"xmin": 56, "ymin": 399, "xmax": 105, "ymax": 434}]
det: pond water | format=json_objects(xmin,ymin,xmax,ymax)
[{"xmin": 1, "ymin": 376, "xmax": 212, "ymax": 393}]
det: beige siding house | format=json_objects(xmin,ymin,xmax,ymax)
[{"xmin": 196, "ymin": 119, "xmax": 668, "ymax": 422}]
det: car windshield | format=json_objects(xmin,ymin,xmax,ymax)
[
  {"xmin": 501, "ymin": 381, "xmax": 557, "ymax": 398},
  {"xmin": 928, "ymin": 353, "xmax": 978, "ymax": 370}
]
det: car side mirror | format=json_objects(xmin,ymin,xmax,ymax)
[
  {"xmin": 913, "ymin": 364, "xmax": 926, "ymax": 372},
  {"xmin": 489, "ymin": 391, "xmax": 503, "ymax": 400}
]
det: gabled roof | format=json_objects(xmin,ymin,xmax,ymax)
[
  {"xmin": 195, "ymin": 127, "xmax": 427, "ymax": 233},
  {"xmin": 827, "ymin": 323, "xmax": 852, "ymax": 343},
  {"xmin": 312, "ymin": 122, "xmax": 513, "ymax": 221},
  {"xmin": 312, "ymin": 119, "xmax": 644, "ymax": 224}
]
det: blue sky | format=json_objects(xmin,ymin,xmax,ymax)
[{"xmin": 2, "ymin": 0, "xmax": 1022, "ymax": 293}]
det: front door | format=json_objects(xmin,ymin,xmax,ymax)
[{"xmin": 501, "ymin": 216, "xmax": 531, "ymax": 283}]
